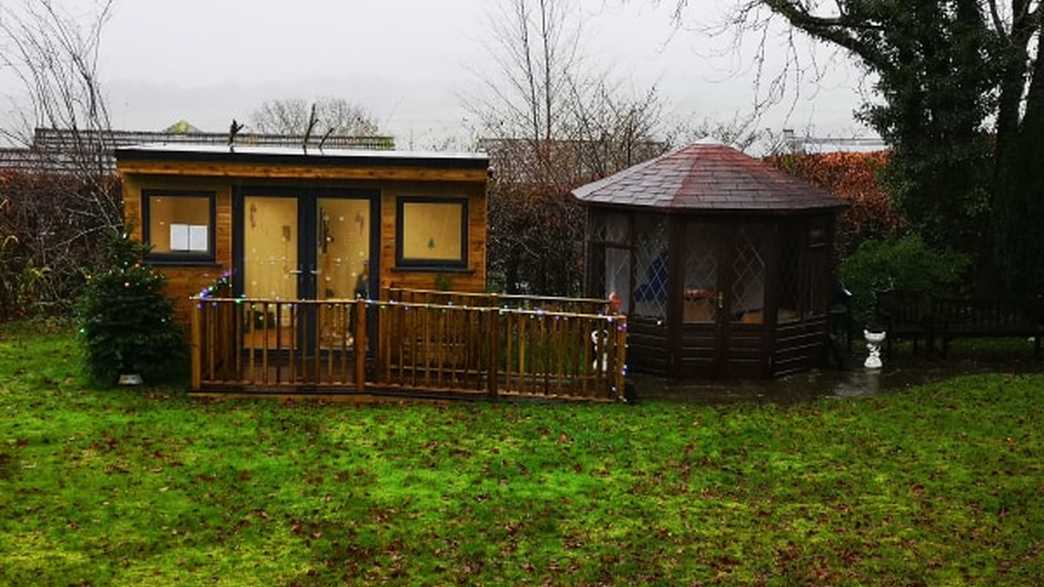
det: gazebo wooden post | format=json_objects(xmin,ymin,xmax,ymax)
[
  {"xmin": 822, "ymin": 215, "xmax": 840, "ymax": 365},
  {"xmin": 667, "ymin": 214, "xmax": 685, "ymax": 378},
  {"xmin": 583, "ymin": 207, "xmax": 595, "ymax": 298},
  {"xmin": 763, "ymin": 222, "xmax": 783, "ymax": 378},
  {"xmin": 627, "ymin": 212, "xmax": 637, "ymax": 315}
]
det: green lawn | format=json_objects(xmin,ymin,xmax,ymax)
[{"xmin": 1, "ymin": 323, "xmax": 1042, "ymax": 585}]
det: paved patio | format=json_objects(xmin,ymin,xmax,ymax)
[{"xmin": 632, "ymin": 343, "xmax": 1044, "ymax": 403}]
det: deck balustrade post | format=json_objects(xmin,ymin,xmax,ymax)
[
  {"xmin": 488, "ymin": 308, "xmax": 499, "ymax": 399},
  {"xmin": 191, "ymin": 300, "xmax": 202, "ymax": 391},
  {"xmin": 356, "ymin": 298, "xmax": 367, "ymax": 392},
  {"xmin": 614, "ymin": 316, "xmax": 628, "ymax": 401}
]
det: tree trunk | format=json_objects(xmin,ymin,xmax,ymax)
[{"xmin": 993, "ymin": 26, "xmax": 1044, "ymax": 297}]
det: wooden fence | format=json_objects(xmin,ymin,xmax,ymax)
[{"xmin": 191, "ymin": 294, "xmax": 627, "ymax": 402}]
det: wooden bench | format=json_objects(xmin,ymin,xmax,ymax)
[
  {"xmin": 874, "ymin": 291, "xmax": 1042, "ymax": 358},
  {"xmin": 931, "ymin": 297, "xmax": 1042, "ymax": 358},
  {"xmin": 875, "ymin": 290, "xmax": 933, "ymax": 358}
]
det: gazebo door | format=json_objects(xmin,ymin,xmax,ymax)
[
  {"xmin": 679, "ymin": 222, "xmax": 770, "ymax": 378},
  {"xmin": 721, "ymin": 224, "xmax": 771, "ymax": 378},
  {"xmin": 679, "ymin": 223, "xmax": 726, "ymax": 378}
]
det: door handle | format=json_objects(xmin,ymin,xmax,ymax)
[
  {"xmin": 717, "ymin": 291, "xmax": 725, "ymax": 309},
  {"xmin": 288, "ymin": 269, "xmax": 303, "ymax": 275},
  {"xmin": 310, "ymin": 269, "xmax": 321, "ymax": 275}
]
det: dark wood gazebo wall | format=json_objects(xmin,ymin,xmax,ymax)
[
  {"xmin": 575, "ymin": 142, "xmax": 844, "ymax": 379},
  {"xmin": 585, "ymin": 207, "xmax": 837, "ymax": 378}
]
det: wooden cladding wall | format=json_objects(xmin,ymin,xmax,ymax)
[
  {"xmin": 725, "ymin": 323, "xmax": 770, "ymax": 378},
  {"xmin": 379, "ymin": 182, "xmax": 486, "ymax": 294},
  {"xmin": 627, "ymin": 318, "xmax": 671, "ymax": 375},
  {"xmin": 678, "ymin": 323, "xmax": 719, "ymax": 378},
  {"xmin": 120, "ymin": 165, "xmax": 488, "ymax": 329},
  {"xmin": 122, "ymin": 173, "xmax": 232, "ymax": 325},
  {"xmin": 772, "ymin": 317, "xmax": 828, "ymax": 377},
  {"xmin": 584, "ymin": 204, "xmax": 840, "ymax": 380}
]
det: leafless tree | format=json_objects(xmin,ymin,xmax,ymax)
[
  {"xmin": 669, "ymin": 113, "xmax": 789, "ymax": 155},
  {"xmin": 0, "ymin": 0, "xmax": 121, "ymax": 225},
  {"xmin": 251, "ymin": 97, "xmax": 381, "ymax": 136},
  {"xmin": 667, "ymin": 0, "xmax": 1044, "ymax": 296},
  {"xmin": 0, "ymin": 0, "xmax": 121, "ymax": 316},
  {"xmin": 565, "ymin": 76, "xmax": 669, "ymax": 177},
  {"xmin": 470, "ymin": 0, "xmax": 670, "ymax": 295},
  {"xmin": 471, "ymin": 0, "xmax": 582, "ymax": 143},
  {"xmin": 657, "ymin": 1, "xmax": 841, "ymax": 124}
]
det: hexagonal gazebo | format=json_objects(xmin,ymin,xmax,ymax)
[{"xmin": 573, "ymin": 142, "xmax": 845, "ymax": 379}]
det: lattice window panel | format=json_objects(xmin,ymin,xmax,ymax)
[
  {"xmin": 592, "ymin": 212, "xmax": 629, "ymax": 245},
  {"xmin": 590, "ymin": 214, "xmax": 608, "ymax": 243},
  {"xmin": 730, "ymin": 227, "xmax": 766, "ymax": 322},
  {"xmin": 686, "ymin": 247, "xmax": 717, "ymax": 289},
  {"xmin": 683, "ymin": 228, "xmax": 719, "ymax": 323},
  {"xmin": 634, "ymin": 215, "xmax": 669, "ymax": 320}
]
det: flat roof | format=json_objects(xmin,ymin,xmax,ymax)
[{"xmin": 114, "ymin": 143, "xmax": 490, "ymax": 169}]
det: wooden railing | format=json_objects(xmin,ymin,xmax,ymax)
[
  {"xmin": 387, "ymin": 287, "xmax": 611, "ymax": 316},
  {"xmin": 191, "ymin": 294, "xmax": 627, "ymax": 402}
]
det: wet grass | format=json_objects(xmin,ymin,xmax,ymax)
[{"xmin": 1, "ymin": 321, "xmax": 1042, "ymax": 585}]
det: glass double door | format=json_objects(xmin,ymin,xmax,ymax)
[{"xmin": 236, "ymin": 187, "xmax": 376, "ymax": 353}]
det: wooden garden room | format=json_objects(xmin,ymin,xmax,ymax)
[
  {"xmin": 115, "ymin": 143, "xmax": 626, "ymax": 401},
  {"xmin": 575, "ymin": 142, "xmax": 845, "ymax": 379}
]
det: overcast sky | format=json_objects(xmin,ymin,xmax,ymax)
[{"xmin": 3, "ymin": 0, "xmax": 874, "ymax": 147}]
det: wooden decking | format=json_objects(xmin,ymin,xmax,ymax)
[{"xmin": 191, "ymin": 289, "xmax": 628, "ymax": 402}]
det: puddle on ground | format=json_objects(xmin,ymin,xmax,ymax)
[{"xmin": 631, "ymin": 349, "xmax": 1043, "ymax": 405}]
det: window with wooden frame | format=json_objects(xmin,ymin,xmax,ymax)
[
  {"xmin": 633, "ymin": 214, "xmax": 669, "ymax": 320},
  {"xmin": 142, "ymin": 190, "xmax": 216, "ymax": 263},
  {"xmin": 587, "ymin": 211, "xmax": 632, "ymax": 313},
  {"xmin": 395, "ymin": 196, "xmax": 468, "ymax": 269}
]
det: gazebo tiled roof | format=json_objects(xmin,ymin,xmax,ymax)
[{"xmin": 571, "ymin": 141, "xmax": 844, "ymax": 211}]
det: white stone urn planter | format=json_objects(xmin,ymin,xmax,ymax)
[{"xmin": 864, "ymin": 329, "xmax": 886, "ymax": 369}]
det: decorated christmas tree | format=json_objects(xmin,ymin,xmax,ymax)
[{"xmin": 77, "ymin": 231, "xmax": 186, "ymax": 385}]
